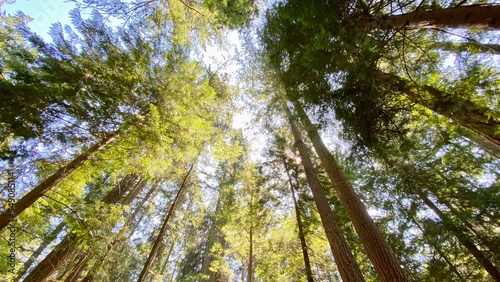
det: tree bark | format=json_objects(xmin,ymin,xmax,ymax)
[
  {"xmin": 14, "ymin": 221, "xmax": 66, "ymax": 282},
  {"xmin": 283, "ymin": 157, "xmax": 315, "ymax": 282},
  {"xmin": 23, "ymin": 174, "xmax": 137, "ymax": 282},
  {"xmin": 137, "ymin": 161, "xmax": 196, "ymax": 282},
  {"xmin": 0, "ymin": 131, "xmax": 119, "ymax": 230},
  {"xmin": 291, "ymin": 100, "xmax": 408, "ymax": 282},
  {"xmin": 288, "ymin": 111, "xmax": 366, "ymax": 282},
  {"xmin": 415, "ymin": 186, "xmax": 500, "ymax": 281},
  {"xmin": 373, "ymin": 71, "xmax": 500, "ymax": 158},
  {"xmin": 370, "ymin": 5, "xmax": 500, "ymax": 30}
]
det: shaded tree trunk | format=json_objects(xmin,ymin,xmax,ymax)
[
  {"xmin": 14, "ymin": 221, "xmax": 66, "ymax": 282},
  {"xmin": 291, "ymin": 100, "xmax": 408, "ymax": 282},
  {"xmin": 0, "ymin": 131, "xmax": 119, "ymax": 230},
  {"xmin": 373, "ymin": 71, "xmax": 500, "ymax": 158},
  {"xmin": 288, "ymin": 111, "xmax": 366, "ymax": 282},
  {"xmin": 23, "ymin": 174, "xmax": 137, "ymax": 282},
  {"xmin": 137, "ymin": 162, "xmax": 196, "ymax": 282},
  {"xmin": 370, "ymin": 5, "xmax": 500, "ymax": 30},
  {"xmin": 283, "ymin": 157, "xmax": 315, "ymax": 282}
]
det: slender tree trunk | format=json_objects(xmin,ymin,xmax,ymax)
[
  {"xmin": 433, "ymin": 41, "xmax": 500, "ymax": 54},
  {"xmin": 390, "ymin": 194, "xmax": 466, "ymax": 281},
  {"xmin": 200, "ymin": 199, "xmax": 222, "ymax": 281},
  {"xmin": 82, "ymin": 183, "xmax": 157, "ymax": 282},
  {"xmin": 370, "ymin": 5, "xmax": 500, "ymax": 30},
  {"xmin": 137, "ymin": 162, "xmax": 196, "ymax": 282},
  {"xmin": 0, "ymin": 131, "xmax": 119, "ymax": 230},
  {"xmin": 291, "ymin": 100, "xmax": 408, "ymax": 282},
  {"xmin": 23, "ymin": 174, "xmax": 136, "ymax": 282},
  {"xmin": 64, "ymin": 253, "xmax": 88, "ymax": 282},
  {"xmin": 288, "ymin": 111, "xmax": 366, "ymax": 282},
  {"xmin": 247, "ymin": 226, "xmax": 253, "ymax": 282},
  {"xmin": 160, "ymin": 234, "xmax": 179, "ymax": 276},
  {"xmin": 283, "ymin": 157, "xmax": 315, "ymax": 282},
  {"xmin": 415, "ymin": 187, "xmax": 500, "ymax": 281},
  {"xmin": 14, "ymin": 221, "xmax": 66, "ymax": 281},
  {"xmin": 63, "ymin": 177, "xmax": 145, "ymax": 282},
  {"xmin": 373, "ymin": 71, "xmax": 500, "ymax": 158}
]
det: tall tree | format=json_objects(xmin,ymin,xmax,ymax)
[
  {"xmin": 291, "ymin": 100, "xmax": 409, "ymax": 282},
  {"xmin": 137, "ymin": 160, "xmax": 197, "ymax": 282},
  {"xmin": 287, "ymin": 108, "xmax": 366, "ymax": 282}
]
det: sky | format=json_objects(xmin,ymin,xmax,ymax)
[{"xmin": 2, "ymin": 0, "xmax": 75, "ymax": 39}]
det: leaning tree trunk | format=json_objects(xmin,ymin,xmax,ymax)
[
  {"xmin": 369, "ymin": 4, "xmax": 500, "ymax": 30},
  {"xmin": 137, "ymin": 162, "xmax": 196, "ymax": 282},
  {"xmin": 0, "ymin": 131, "xmax": 119, "ymax": 230},
  {"xmin": 283, "ymin": 157, "xmax": 315, "ymax": 282},
  {"xmin": 373, "ymin": 71, "xmax": 500, "ymax": 158},
  {"xmin": 288, "ymin": 112, "xmax": 366, "ymax": 282},
  {"xmin": 14, "ymin": 221, "xmax": 66, "ymax": 282},
  {"xmin": 23, "ymin": 174, "xmax": 138, "ymax": 282},
  {"xmin": 414, "ymin": 186, "xmax": 500, "ymax": 281},
  {"xmin": 291, "ymin": 100, "xmax": 409, "ymax": 282},
  {"xmin": 432, "ymin": 41, "xmax": 500, "ymax": 54},
  {"xmin": 390, "ymin": 194, "xmax": 466, "ymax": 281}
]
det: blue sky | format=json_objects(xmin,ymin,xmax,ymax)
[{"xmin": 3, "ymin": 0, "xmax": 75, "ymax": 39}]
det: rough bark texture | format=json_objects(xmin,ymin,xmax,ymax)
[
  {"xmin": 415, "ymin": 187, "xmax": 500, "ymax": 281},
  {"xmin": 371, "ymin": 5, "xmax": 500, "ymax": 30},
  {"xmin": 137, "ymin": 162, "xmax": 196, "ymax": 282},
  {"xmin": 23, "ymin": 174, "xmax": 137, "ymax": 282},
  {"xmin": 0, "ymin": 131, "xmax": 119, "ymax": 230},
  {"xmin": 374, "ymin": 71, "xmax": 500, "ymax": 158},
  {"xmin": 288, "ymin": 113, "xmax": 366, "ymax": 282},
  {"xmin": 292, "ymin": 100, "xmax": 409, "ymax": 282},
  {"xmin": 283, "ymin": 158, "xmax": 315, "ymax": 282}
]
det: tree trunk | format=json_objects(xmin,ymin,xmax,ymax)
[
  {"xmin": 247, "ymin": 226, "xmax": 253, "ymax": 282},
  {"xmin": 288, "ymin": 111, "xmax": 366, "ymax": 282},
  {"xmin": 415, "ymin": 187, "xmax": 500, "ymax": 281},
  {"xmin": 23, "ymin": 174, "xmax": 137, "ymax": 282},
  {"xmin": 14, "ymin": 221, "xmax": 66, "ymax": 282},
  {"xmin": 82, "ymin": 183, "xmax": 157, "ymax": 282},
  {"xmin": 283, "ymin": 157, "xmax": 315, "ymax": 282},
  {"xmin": 373, "ymin": 71, "xmax": 500, "ymax": 158},
  {"xmin": 291, "ymin": 100, "xmax": 408, "ymax": 282},
  {"xmin": 137, "ymin": 162, "xmax": 196, "ymax": 282},
  {"xmin": 370, "ymin": 5, "xmax": 500, "ymax": 30},
  {"xmin": 0, "ymin": 131, "xmax": 119, "ymax": 230},
  {"xmin": 433, "ymin": 41, "xmax": 500, "ymax": 54},
  {"xmin": 390, "ymin": 194, "xmax": 466, "ymax": 281}
]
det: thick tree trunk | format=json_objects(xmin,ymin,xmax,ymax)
[
  {"xmin": 137, "ymin": 162, "xmax": 196, "ymax": 282},
  {"xmin": 288, "ymin": 112, "xmax": 366, "ymax": 282},
  {"xmin": 23, "ymin": 174, "xmax": 137, "ymax": 282},
  {"xmin": 373, "ymin": 71, "xmax": 500, "ymax": 158},
  {"xmin": 415, "ymin": 187, "xmax": 500, "ymax": 281},
  {"xmin": 283, "ymin": 158, "xmax": 315, "ymax": 282},
  {"xmin": 291, "ymin": 100, "xmax": 408, "ymax": 282},
  {"xmin": 0, "ymin": 131, "xmax": 119, "ymax": 230},
  {"xmin": 370, "ymin": 5, "xmax": 500, "ymax": 30}
]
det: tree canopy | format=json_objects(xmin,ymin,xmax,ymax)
[{"xmin": 1, "ymin": 0, "xmax": 499, "ymax": 281}]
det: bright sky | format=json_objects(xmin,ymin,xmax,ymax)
[{"xmin": 2, "ymin": 0, "xmax": 75, "ymax": 39}]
